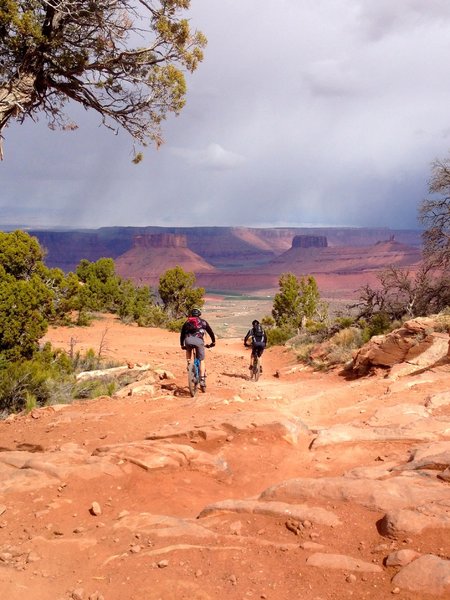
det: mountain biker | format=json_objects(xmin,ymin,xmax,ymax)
[
  {"xmin": 244, "ymin": 319, "xmax": 267, "ymax": 373},
  {"xmin": 180, "ymin": 308, "xmax": 215, "ymax": 391}
]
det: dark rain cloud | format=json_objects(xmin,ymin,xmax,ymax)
[{"xmin": 2, "ymin": 0, "xmax": 450, "ymax": 230}]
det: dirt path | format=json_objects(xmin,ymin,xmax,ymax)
[{"xmin": 0, "ymin": 316, "xmax": 448, "ymax": 600}]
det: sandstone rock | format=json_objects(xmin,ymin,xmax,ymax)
[
  {"xmin": 306, "ymin": 552, "xmax": 382, "ymax": 572},
  {"xmin": 311, "ymin": 422, "xmax": 440, "ymax": 448},
  {"xmin": 438, "ymin": 468, "xmax": 450, "ymax": 482},
  {"xmin": 391, "ymin": 554, "xmax": 450, "ymax": 595},
  {"xmin": 352, "ymin": 318, "xmax": 447, "ymax": 374},
  {"xmin": 260, "ymin": 474, "xmax": 448, "ymax": 513},
  {"xmin": 90, "ymin": 502, "xmax": 102, "ymax": 516},
  {"xmin": 378, "ymin": 503, "xmax": 450, "ymax": 537},
  {"xmin": 197, "ymin": 498, "xmax": 341, "ymax": 527},
  {"xmin": 76, "ymin": 364, "xmax": 150, "ymax": 381},
  {"xmin": 154, "ymin": 369, "xmax": 175, "ymax": 380},
  {"xmin": 366, "ymin": 404, "xmax": 430, "ymax": 427},
  {"xmin": 425, "ymin": 391, "xmax": 450, "ymax": 410},
  {"xmin": 385, "ymin": 548, "xmax": 421, "ymax": 566},
  {"xmin": 93, "ymin": 440, "xmax": 229, "ymax": 475},
  {"xmin": 146, "ymin": 410, "xmax": 309, "ymax": 445},
  {"xmin": 114, "ymin": 512, "xmax": 215, "ymax": 539}
]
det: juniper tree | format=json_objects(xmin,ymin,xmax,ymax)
[{"xmin": 0, "ymin": 0, "xmax": 206, "ymax": 159}]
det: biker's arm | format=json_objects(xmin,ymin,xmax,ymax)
[
  {"xmin": 180, "ymin": 323, "xmax": 187, "ymax": 348},
  {"xmin": 204, "ymin": 322, "xmax": 215, "ymax": 345}
]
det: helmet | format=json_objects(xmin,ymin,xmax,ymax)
[
  {"xmin": 190, "ymin": 308, "xmax": 202, "ymax": 317},
  {"xmin": 252, "ymin": 319, "xmax": 259, "ymax": 326}
]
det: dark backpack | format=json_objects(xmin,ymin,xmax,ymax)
[
  {"xmin": 252, "ymin": 323, "xmax": 265, "ymax": 343},
  {"xmin": 185, "ymin": 316, "xmax": 203, "ymax": 335}
]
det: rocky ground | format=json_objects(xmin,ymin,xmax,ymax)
[{"xmin": 0, "ymin": 315, "xmax": 449, "ymax": 600}]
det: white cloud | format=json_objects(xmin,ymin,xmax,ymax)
[
  {"xmin": 172, "ymin": 143, "xmax": 246, "ymax": 170},
  {"xmin": 4, "ymin": 0, "xmax": 450, "ymax": 229}
]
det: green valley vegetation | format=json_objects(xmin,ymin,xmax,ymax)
[{"xmin": 0, "ymin": 230, "xmax": 205, "ymax": 415}]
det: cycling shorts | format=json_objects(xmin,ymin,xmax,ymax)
[
  {"xmin": 252, "ymin": 341, "xmax": 265, "ymax": 357},
  {"xmin": 184, "ymin": 335, "xmax": 205, "ymax": 361}
]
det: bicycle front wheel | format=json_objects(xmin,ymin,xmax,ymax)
[{"xmin": 188, "ymin": 361, "xmax": 198, "ymax": 397}]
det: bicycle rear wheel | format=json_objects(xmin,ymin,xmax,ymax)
[
  {"xmin": 252, "ymin": 356, "xmax": 260, "ymax": 381},
  {"xmin": 188, "ymin": 358, "xmax": 199, "ymax": 397}
]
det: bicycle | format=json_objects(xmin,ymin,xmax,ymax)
[
  {"xmin": 186, "ymin": 344, "xmax": 213, "ymax": 397},
  {"xmin": 250, "ymin": 350, "xmax": 261, "ymax": 381},
  {"xmin": 245, "ymin": 342, "xmax": 262, "ymax": 381}
]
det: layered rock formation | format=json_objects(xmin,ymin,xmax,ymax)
[
  {"xmin": 291, "ymin": 235, "xmax": 328, "ymax": 248},
  {"xmin": 115, "ymin": 233, "xmax": 216, "ymax": 285}
]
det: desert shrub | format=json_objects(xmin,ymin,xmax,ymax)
[
  {"xmin": 320, "ymin": 327, "xmax": 365, "ymax": 367},
  {"xmin": 158, "ymin": 266, "xmax": 205, "ymax": 319},
  {"xmin": 166, "ymin": 317, "xmax": 186, "ymax": 332},
  {"xmin": 266, "ymin": 326, "xmax": 295, "ymax": 347},
  {"xmin": 360, "ymin": 312, "xmax": 392, "ymax": 343},
  {"xmin": 73, "ymin": 377, "xmax": 117, "ymax": 399},
  {"xmin": 0, "ymin": 355, "xmax": 73, "ymax": 413},
  {"xmin": 434, "ymin": 312, "xmax": 450, "ymax": 332},
  {"xmin": 76, "ymin": 310, "xmax": 93, "ymax": 327},
  {"xmin": 136, "ymin": 305, "xmax": 167, "ymax": 328},
  {"xmin": 334, "ymin": 316, "xmax": 355, "ymax": 329},
  {"xmin": 331, "ymin": 327, "xmax": 363, "ymax": 348}
]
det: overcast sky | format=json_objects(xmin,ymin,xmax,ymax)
[{"xmin": 3, "ymin": 0, "xmax": 450, "ymax": 230}]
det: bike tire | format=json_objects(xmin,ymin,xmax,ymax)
[
  {"xmin": 251, "ymin": 356, "xmax": 260, "ymax": 381},
  {"xmin": 188, "ymin": 361, "xmax": 198, "ymax": 397}
]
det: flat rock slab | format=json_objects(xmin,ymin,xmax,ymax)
[
  {"xmin": 93, "ymin": 440, "xmax": 229, "ymax": 475},
  {"xmin": 146, "ymin": 410, "xmax": 309, "ymax": 444},
  {"xmin": 114, "ymin": 512, "xmax": 215, "ymax": 539},
  {"xmin": 306, "ymin": 552, "xmax": 383, "ymax": 572},
  {"xmin": 379, "ymin": 501, "xmax": 450, "ymax": 536},
  {"xmin": 0, "ymin": 438, "xmax": 227, "ymax": 494},
  {"xmin": 311, "ymin": 418, "xmax": 450, "ymax": 448},
  {"xmin": 426, "ymin": 391, "xmax": 450, "ymax": 410},
  {"xmin": 366, "ymin": 403, "xmax": 430, "ymax": 427},
  {"xmin": 0, "ymin": 445, "xmax": 122, "ymax": 494},
  {"xmin": 392, "ymin": 554, "xmax": 450, "ymax": 595},
  {"xmin": 260, "ymin": 474, "xmax": 448, "ymax": 512},
  {"xmin": 197, "ymin": 498, "xmax": 341, "ymax": 527}
]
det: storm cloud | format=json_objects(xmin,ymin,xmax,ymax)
[{"xmin": 3, "ymin": 0, "xmax": 450, "ymax": 230}]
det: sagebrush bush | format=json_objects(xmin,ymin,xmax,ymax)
[{"xmin": 267, "ymin": 326, "xmax": 295, "ymax": 347}]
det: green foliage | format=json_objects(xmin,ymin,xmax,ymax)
[
  {"xmin": 136, "ymin": 304, "xmax": 167, "ymax": 328},
  {"xmin": 0, "ymin": 230, "xmax": 45, "ymax": 278},
  {"xmin": 0, "ymin": 344, "xmax": 75, "ymax": 413},
  {"xmin": 0, "ymin": 269, "xmax": 53, "ymax": 361},
  {"xmin": 158, "ymin": 266, "xmax": 205, "ymax": 319},
  {"xmin": 272, "ymin": 273, "xmax": 301, "ymax": 328},
  {"xmin": 0, "ymin": 1, "xmax": 206, "ymax": 157},
  {"xmin": 272, "ymin": 273, "xmax": 324, "ymax": 331},
  {"xmin": 266, "ymin": 326, "xmax": 294, "ymax": 347},
  {"xmin": 261, "ymin": 315, "xmax": 275, "ymax": 329},
  {"xmin": 360, "ymin": 312, "xmax": 393, "ymax": 343},
  {"xmin": 76, "ymin": 258, "xmax": 121, "ymax": 312},
  {"xmin": 166, "ymin": 317, "xmax": 186, "ymax": 332}
]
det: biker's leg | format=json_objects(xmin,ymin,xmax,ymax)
[
  {"xmin": 185, "ymin": 345, "xmax": 193, "ymax": 370},
  {"xmin": 249, "ymin": 346, "xmax": 255, "ymax": 369},
  {"xmin": 258, "ymin": 347, "xmax": 264, "ymax": 372}
]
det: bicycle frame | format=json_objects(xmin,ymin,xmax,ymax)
[
  {"xmin": 250, "ymin": 349, "xmax": 261, "ymax": 381},
  {"xmin": 187, "ymin": 347, "xmax": 201, "ymax": 397}
]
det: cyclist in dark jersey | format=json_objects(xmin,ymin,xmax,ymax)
[
  {"xmin": 244, "ymin": 319, "xmax": 267, "ymax": 372},
  {"xmin": 180, "ymin": 308, "xmax": 215, "ymax": 390}
]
